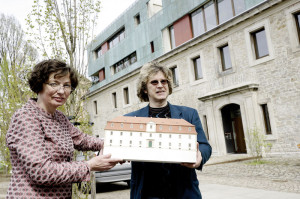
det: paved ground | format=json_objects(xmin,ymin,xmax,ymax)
[{"xmin": 1, "ymin": 154, "xmax": 300, "ymax": 198}]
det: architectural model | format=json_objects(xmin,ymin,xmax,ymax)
[{"xmin": 103, "ymin": 116, "xmax": 197, "ymax": 163}]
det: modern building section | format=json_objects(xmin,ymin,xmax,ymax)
[{"xmin": 86, "ymin": 0, "xmax": 300, "ymax": 156}]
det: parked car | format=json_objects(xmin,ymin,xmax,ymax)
[{"xmin": 94, "ymin": 162, "xmax": 131, "ymax": 187}]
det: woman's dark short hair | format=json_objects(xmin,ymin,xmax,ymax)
[
  {"xmin": 137, "ymin": 62, "xmax": 173, "ymax": 102},
  {"xmin": 28, "ymin": 59, "xmax": 78, "ymax": 94}
]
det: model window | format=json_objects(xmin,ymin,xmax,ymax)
[
  {"xmin": 204, "ymin": 1, "xmax": 217, "ymax": 31},
  {"xmin": 140, "ymin": 124, "xmax": 143, "ymax": 129},
  {"xmin": 295, "ymin": 12, "xmax": 300, "ymax": 42},
  {"xmin": 148, "ymin": 141, "xmax": 153, "ymax": 148},
  {"xmin": 169, "ymin": 25, "xmax": 176, "ymax": 49},
  {"xmin": 130, "ymin": 132, "xmax": 132, "ymax": 136},
  {"xmin": 179, "ymin": 143, "xmax": 181, "ymax": 149},
  {"xmin": 191, "ymin": 8, "xmax": 205, "ymax": 37},
  {"xmin": 189, "ymin": 143, "xmax": 191, "ymax": 150},
  {"xmin": 261, "ymin": 104, "xmax": 272, "ymax": 135},
  {"xmin": 170, "ymin": 66, "xmax": 179, "ymax": 87},
  {"xmin": 120, "ymin": 140, "xmax": 122, "ymax": 146},
  {"xmin": 159, "ymin": 142, "xmax": 162, "ymax": 148},
  {"xmin": 251, "ymin": 28, "xmax": 269, "ymax": 59},
  {"xmin": 219, "ymin": 44, "xmax": 232, "ymax": 70},
  {"xmin": 179, "ymin": 134, "xmax": 181, "ymax": 139},
  {"xmin": 130, "ymin": 124, "xmax": 133, "ymax": 128},
  {"xmin": 139, "ymin": 141, "xmax": 142, "ymax": 147},
  {"xmin": 120, "ymin": 132, "xmax": 123, "ymax": 136},
  {"xmin": 150, "ymin": 133, "xmax": 152, "ymax": 137},
  {"xmin": 123, "ymin": 87, "xmax": 130, "ymax": 105},
  {"xmin": 110, "ymin": 131, "xmax": 113, "ymax": 135},
  {"xmin": 111, "ymin": 123, "xmax": 114, "ymax": 127},
  {"xmin": 193, "ymin": 56, "xmax": 203, "ymax": 80},
  {"xmin": 130, "ymin": 140, "xmax": 132, "ymax": 147},
  {"xmin": 159, "ymin": 134, "xmax": 162, "ymax": 138},
  {"xmin": 169, "ymin": 134, "xmax": 172, "ymax": 138}
]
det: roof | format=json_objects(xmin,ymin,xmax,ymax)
[{"xmin": 105, "ymin": 116, "xmax": 197, "ymax": 135}]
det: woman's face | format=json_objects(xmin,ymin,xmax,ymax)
[{"xmin": 37, "ymin": 72, "xmax": 72, "ymax": 114}]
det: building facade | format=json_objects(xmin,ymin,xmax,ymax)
[{"xmin": 86, "ymin": 0, "xmax": 300, "ymax": 156}]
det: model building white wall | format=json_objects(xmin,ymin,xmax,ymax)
[{"xmin": 103, "ymin": 116, "xmax": 197, "ymax": 163}]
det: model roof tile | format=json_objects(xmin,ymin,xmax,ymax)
[{"xmin": 105, "ymin": 116, "xmax": 197, "ymax": 134}]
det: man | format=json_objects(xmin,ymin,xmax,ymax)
[{"xmin": 126, "ymin": 62, "xmax": 212, "ymax": 199}]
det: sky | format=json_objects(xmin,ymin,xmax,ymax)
[{"xmin": 0, "ymin": 0, "xmax": 137, "ymax": 34}]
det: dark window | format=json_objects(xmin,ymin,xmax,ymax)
[
  {"xmin": 203, "ymin": 115, "xmax": 209, "ymax": 140},
  {"xmin": 261, "ymin": 104, "xmax": 272, "ymax": 135},
  {"xmin": 251, "ymin": 28, "xmax": 269, "ymax": 59},
  {"xmin": 191, "ymin": 8, "xmax": 205, "ymax": 37},
  {"xmin": 204, "ymin": 1, "xmax": 217, "ymax": 31},
  {"xmin": 93, "ymin": 100, "xmax": 98, "ymax": 115},
  {"xmin": 219, "ymin": 44, "xmax": 232, "ymax": 70},
  {"xmin": 130, "ymin": 52, "xmax": 137, "ymax": 64},
  {"xmin": 169, "ymin": 25, "xmax": 175, "ymax": 49},
  {"xmin": 150, "ymin": 41, "xmax": 155, "ymax": 53},
  {"xmin": 294, "ymin": 12, "xmax": 300, "ymax": 42},
  {"xmin": 193, "ymin": 56, "xmax": 203, "ymax": 80},
  {"xmin": 217, "ymin": 0, "xmax": 233, "ymax": 24},
  {"xmin": 170, "ymin": 66, "xmax": 179, "ymax": 87},
  {"xmin": 112, "ymin": 92, "xmax": 117, "ymax": 108},
  {"xmin": 123, "ymin": 87, "xmax": 130, "ymax": 105},
  {"xmin": 135, "ymin": 13, "xmax": 141, "ymax": 26}
]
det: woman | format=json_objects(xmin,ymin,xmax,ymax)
[{"xmin": 6, "ymin": 59, "xmax": 122, "ymax": 198}]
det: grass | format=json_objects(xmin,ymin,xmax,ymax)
[{"xmin": 245, "ymin": 159, "xmax": 273, "ymax": 165}]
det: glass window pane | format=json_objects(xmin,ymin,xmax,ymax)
[
  {"xmin": 193, "ymin": 57, "xmax": 203, "ymax": 80},
  {"xmin": 170, "ymin": 26, "xmax": 175, "ymax": 49},
  {"xmin": 191, "ymin": 9, "xmax": 205, "ymax": 37},
  {"xmin": 218, "ymin": 0, "xmax": 233, "ymax": 24},
  {"xmin": 204, "ymin": 1, "xmax": 217, "ymax": 31},
  {"xmin": 295, "ymin": 12, "xmax": 300, "ymax": 41},
  {"xmin": 253, "ymin": 29, "xmax": 269, "ymax": 59},
  {"xmin": 220, "ymin": 45, "xmax": 232, "ymax": 70},
  {"xmin": 233, "ymin": 0, "xmax": 246, "ymax": 15},
  {"xmin": 171, "ymin": 67, "xmax": 179, "ymax": 86}
]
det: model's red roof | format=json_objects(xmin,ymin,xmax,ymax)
[{"xmin": 105, "ymin": 116, "xmax": 197, "ymax": 134}]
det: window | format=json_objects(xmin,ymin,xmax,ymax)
[
  {"xmin": 233, "ymin": 0, "xmax": 246, "ymax": 15},
  {"xmin": 191, "ymin": 8, "xmax": 205, "ymax": 37},
  {"xmin": 93, "ymin": 100, "xmax": 98, "ymax": 115},
  {"xmin": 203, "ymin": 115, "xmax": 209, "ymax": 140},
  {"xmin": 94, "ymin": 46, "xmax": 102, "ymax": 59},
  {"xmin": 120, "ymin": 132, "xmax": 123, "ymax": 136},
  {"xmin": 261, "ymin": 104, "xmax": 272, "ymax": 135},
  {"xmin": 251, "ymin": 28, "xmax": 269, "ymax": 59},
  {"xmin": 98, "ymin": 68, "xmax": 105, "ymax": 82},
  {"xmin": 123, "ymin": 87, "xmax": 130, "ymax": 105},
  {"xmin": 159, "ymin": 142, "xmax": 161, "ymax": 148},
  {"xmin": 169, "ymin": 25, "xmax": 175, "ymax": 49},
  {"xmin": 130, "ymin": 124, "xmax": 133, "ymax": 128},
  {"xmin": 150, "ymin": 41, "xmax": 155, "ymax": 53},
  {"xmin": 217, "ymin": 0, "xmax": 233, "ymax": 24},
  {"xmin": 170, "ymin": 66, "xmax": 179, "ymax": 87},
  {"xmin": 130, "ymin": 140, "xmax": 132, "ymax": 146},
  {"xmin": 111, "ymin": 52, "xmax": 137, "ymax": 75},
  {"xmin": 193, "ymin": 56, "xmax": 203, "ymax": 80},
  {"xmin": 120, "ymin": 140, "xmax": 122, "ymax": 146},
  {"xmin": 294, "ymin": 12, "xmax": 300, "ymax": 42},
  {"xmin": 204, "ymin": 1, "xmax": 217, "ymax": 31},
  {"xmin": 139, "ymin": 141, "xmax": 142, "ymax": 147},
  {"xmin": 134, "ymin": 13, "xmax": 141, "ymax": 26},
  {"xmin": 219, "ymin": 44, "xmax": 232, "ymax": 70},
  {"xmin": 148, "ymin": 140, "xmax": 153, "ymax": 148},
  {"xmin": 108, "ymin": 28, "xmax": 125, "ymax": 49},
  {"xmin": 110, "ymin": 131, "xmax": 113, "ymax": 135},
  {"xmin": 169, "ymin": 134, "xmax": 172, "ymax": 138},
  {"xmin": 179, "ymin": 143, "xmax": 181, "ymax": 149},
  {"xmin": 112, "ymin": 92, "xmax": 117, "ymax": 108}
]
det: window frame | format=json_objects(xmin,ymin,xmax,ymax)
[
  {"xmin": 192, "ymin": 56, "xmax": 203, "ymax": 80},
  {"xmin": 251, "ymin": 28, "xmax": 269, "ymax": 59},
  {"xmin": 219, "ymin": 44, "xmax": 232, "ymax": 71}
]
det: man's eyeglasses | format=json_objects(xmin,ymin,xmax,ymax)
[
  {"xmin": 149, "ymin": 79, "xmax": 168, "ymax": 86},
  {"xmin": 45, "ymin": 82, "xmax": 73, "ymax": 93}
]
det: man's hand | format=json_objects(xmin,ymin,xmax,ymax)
[
  {"xmin": 87, "ymin": 153, "xmax": 123, "ymax": 171},
  {"xmin": 181, "ymin": 143, "xmax": 202, "ymax": 169}
]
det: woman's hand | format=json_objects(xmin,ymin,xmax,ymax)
[
  {"xmin": 181, "ymin": 143, "xmax": 202, "ymax": 169},
  {"xmin": 87, "ymin": 153, "xmax": 123, "ymax": 171}
]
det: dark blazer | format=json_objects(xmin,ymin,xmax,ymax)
[{"xmin": 125, "ymin": 103, "xmax": 212, "ymax": 199}]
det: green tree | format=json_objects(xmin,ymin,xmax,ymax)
[{"xmin": 0, "ymin": 14, "xmax": 37, "ymax": 173}]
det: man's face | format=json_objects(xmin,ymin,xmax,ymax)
[{"xmin": 145, "ymin": 71, "xmax": 169, "ymax": 107}]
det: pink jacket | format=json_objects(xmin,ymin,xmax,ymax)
[{"xmin": 6, "ymin": 99, "xmax": 103, "ymax": 198}]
